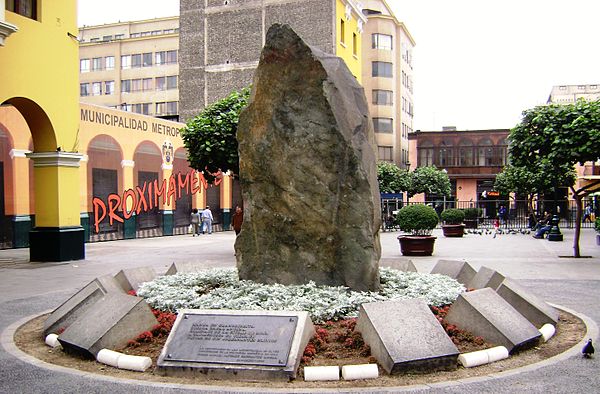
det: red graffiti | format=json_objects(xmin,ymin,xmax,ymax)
[{"xmin": 92, "ymin": 170, "xmax": 214, "ymax": 233}]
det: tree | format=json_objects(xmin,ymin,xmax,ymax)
[
  {"xmin": 377, "ymin": 161, "xmax": 409, "ymax": 193},
  {"xmin": 406, "ymin": 166, "xmax": 451, "ymax": 199},
  {"xmin": 494, "ymin": 164, "xmax": 575, "ymax": 215},
  {"xmin": 509, "ymin": 99, "xmax": 600, "ymax": 257},
  {"xmin": 180, "ymin": 87, "xmax": 250, "ymax": 182}
]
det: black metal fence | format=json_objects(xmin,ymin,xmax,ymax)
[{"xmin": 382, "ymin": 199, "xmax": 598, "ymax": 230}]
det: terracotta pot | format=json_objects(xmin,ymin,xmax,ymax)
[
  {"xmin": 397, "ymin": 235, "xmax": 436, "ymax": 256},
  {"xmin": 442, "ymin": 224, "xmax": 465, "ymax": 237}
]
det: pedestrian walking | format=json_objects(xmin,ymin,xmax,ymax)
[
  {"xmin": 201, "ymin": 205, "xmax": 214, "ymax": 234},
  {"xmin": 190, "ymin": 208, "xmax": 201, "ymax": 236},
  {"xmin": 232, "ymin": 205, "xmax": 243, "ymax": 235}
]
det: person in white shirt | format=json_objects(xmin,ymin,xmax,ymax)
[{"xmin": 201, "ymin": 206, "xmax": 214, "ymax": 234}]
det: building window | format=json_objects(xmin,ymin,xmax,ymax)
[
  {"xmin": 80, "ymin": 59, "xmax": 90, "ymax": 73},
  {"xmin": 340, "ymin": 19, "xmax": 345, "ymax": 45},
  {"xmin": 104, "ymin": 81, "xmax": 114, "ymax": 95},
  {"xmin": 372, "ymin": 61, "xmax": 393, "ymax": 78},
  {"xmin": 163, "ymin": 29, "xmax": 176, "ymax": 34},
  {"xmin": 131, "ymin": 54, "xmax": 142, "ymax": 68},
  {"xmin": 105, "ymin": 56, "xmax": 115, "ymax": 71},
  {"xmin": 373, "ymin": 118, "xmax": 393, "ymax": 133},
  {"xmin": 133, "ymin": 103, "xmax": 151, "ymax": 115},
  {"xmin": 167, "ymin": 75, "xmax": 178, "ymax": 90},
  {"xmin": 156, "ymin": 77, "xmax": 166, "ymax": 91},
  {"xmin": 115, "ymin": 34, "xmax": 124, "ymax": 40},
  {"xmin": 92, "ymin": 82, "xmax": 102, "ymax": 96},
  {"xmin": 121, "ymin": 79, "xmax": 131, "ymax": 93},
  {"xmin": 418, "ymin": 142, "xmax": 434, "ymax": 166},
  {"xmin": 156, "ymin": 101, "xmax": 178, "ymax": 115},
  {"xmin": 120, "ymin": 103, "xmax": 132, "ymax": 112},
  {"xmin": 102, "ymin": 35, "xmax": 112, "ymax": 41},
  {"xmin": 130, "ymin": 32, "xmax": 141, "ymax": 38},
  {"xmin": 121, "ymin": 55, "xmax": 131, "ymax": 69},
  {"xmin": 80, "ymin": 83, "xmax": 90, "ymax": 97},
  {"xmin": 131, "ymin": 79, "xmax": 142, "ymax": 92},
  {"xmin": 155, "ymin": 50, "xmax": 178, "ymax": 65},
  {"xmin": 143, "ymin": 52, "xmax": 153, "ymax": 67},
  {"xmin": 372, "ymin": 33, "xmax": 392, "ymax": 50},
  {"xmin": 378, "ymin": 146, "xmax": 393, "ymax": 162},
  {"xmin": 92, "ymin": 57, "xmax": 103, "ymax": 71},
  {"xmin": 352, "ymin": 33, "xmax": 358, "ymax": 56},
  {"xmin": 373, "ymin": 90, "xmax": 393, "ymax": 105},
  {"xmin": 6, "ymin": 0, "xmax": 37, "ymax": 20},
  {"xmin": 142, "ymin": 78, "xmax": 153, "ymax": 91}
]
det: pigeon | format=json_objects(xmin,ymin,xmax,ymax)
[{"xmin": 583, "ymin": 338, "xmax": 594, "ymax": 358}]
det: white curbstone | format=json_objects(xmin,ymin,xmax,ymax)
[
  {"xmin": 458, "ymin": 349, "xmax": 489, "ymax": 368},
  {"xmin": 117, "ymin": 354, "xmax": 153, "ymax": 372},
  {"xmin": 486, "ymin": 346, "xmax": 509, "ymax": 363},
  {"xmin": 44, "ymin": 334, "xmax": 61, "ymax": 348},
  {"xmin": 341, "ymin": 363, "xmax": 378, "ymax": 380},
  {"xmin": 303, "ymin": 366, "xmax": 340, "ymax": 381},
  {"xmin": 539, "ymin": 324, "xmax": 556, "ymax": 342},
  {"xmin": 96, "ymin": 349, "xmax": 121, "ymax": 367}
]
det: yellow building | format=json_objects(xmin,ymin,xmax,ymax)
[
  {"xmin": 1, "ymin": 103, "xmax": 238, "ymax": 250},
  {"xmin": 1, "ymin": 0, "xmax": 84, "ymax": 261},
  {"xmin": 336, "ymin": 0, "xmax": 366, "ymax": 83}
]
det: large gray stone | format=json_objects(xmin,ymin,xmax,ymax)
[
  {"xmin": 57, "ymin": 293, "xmax": 157, "ymax": 359},
  {"xmin": 43, "ymin": 281, "xmax": 106, "ymax": 337},
  {"xmin": 467, "ymin": 266, "xmax": 505, "ymax": 290},
  {"xmin": 356, "ymin": 299, "xmax": 459, "ymax": 374},
  {"xmin": 379, "ymin": 258, "xmax": 418, "ymax": 272},
  {"xmin": 114, "ymin": 267, "xmax": 156, "ymax": 292},
  {"xmin": 235, "ymin": 24, "xmax": 381, "ymax": 291},
  {"xmin": 445, "ymin": 288, "xmax": 541, "ymax": 353},
  {"xmin": 157, "ymin": 309, "xmax": 314, "ymax": 381},
  {"xmin": 430, "ymin": 259, "xmax": 476, "ymax": 286},
  {"xmin": 496, "ymin": 279, "xmax": 559, "ymax": 327}
]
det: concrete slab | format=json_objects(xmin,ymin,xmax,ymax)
[
  {"xmin": 157, "ymin": 309, "xmax": 314, "ymax": 381},
  {"xmin": 430, "ymin": 259, "xmax": 476, "ymax": 286},
  {"xmin": 445, "ymin": 288, "xmax": 541, "ymax": 353},
  {"xmin": 379, "ymin": 258, "xmax": 418, "ymax": 272},
  {"xmin": 43, "ymin": 280, "xmax": 107, "ymax": 336},
  {"xmin": 357, "ymin": 299, "xmax": 459, "ymax": 374},
  {"xmin": 57, "ymin": 293, "xmax": 157, "ymax": 359},
  {"xmin": 496, "ymin": 279, "xmax": 559, "ymax": 327},
  {"xmin": 467, "ymin": 266, "xmax": 505, "ymax": 290},
  {"xmin": 165, "ymin": 262, "xmax": 208, "ymax": 275},
  {"xmin": 114, "ymin": 267, "xmax": 156, "ymax": 292}
]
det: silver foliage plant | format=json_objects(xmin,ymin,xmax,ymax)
[{"xmin": 138, "ymin": 267, "xmax": 465, "ymax": 323}]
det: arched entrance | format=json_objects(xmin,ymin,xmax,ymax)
[{"xmin": 134, "ymin": 141, "xmax": 163, "ymax": 238}]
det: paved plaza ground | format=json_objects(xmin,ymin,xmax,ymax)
[{"xmin": 0, "ymin": 228, "xmax": 598, "ymax": 393}]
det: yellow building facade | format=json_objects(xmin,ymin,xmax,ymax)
[
  {"xmin": 336, "ymin": 0, "xmax": 365, "ymax": 82},
  {"xmin": 1, "ymin": 103, "xmax": 238, "ymax": 251},
  {"xmin": 1, "ymin": 0, "xmax": 84, "ymax": 261}
]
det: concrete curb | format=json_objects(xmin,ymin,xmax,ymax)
[{"xmin": 1, "ymin": 304, "xmax": 597, "ymax": 393}]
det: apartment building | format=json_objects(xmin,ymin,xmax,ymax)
[
  {"xmin": 361, "ymin": 0, "xmax": 415, "ymax": 169},
  {"xmin": 179, "ymin": 0, "xmax": 366, "ymax": 122},
  {"xmin": 78, "ymin": 17, "xmax": 180, "ymax": 121},
  {"xmin": 547, "ymin": 84, "xmax": 600, "ymax": 104}
]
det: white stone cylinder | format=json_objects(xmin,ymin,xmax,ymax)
[
  {"xmin": 303, "ymin": 366, "xmax": 340, "ymax": 381},
  {"xmin": 117, "ymin": 354, "xmax": 153, "ymax": 372},
  {"xmin": 486, "ymin": 346, "xmax": 509, "ymax": 363},
  {"xmin": 96, "ymin": 349, "xmax": 121, "ymax": 367},
  {"xmin": 458, "ymin": 349, "xmax": 489, "ymax": 368},
  {"xmin": 539, "ymin": 324, "xmax": 556, "ymax": 342},
  {"xmin": 341, "ymin": 363, "xmax": 378, "ymax": 380},
  {"xmin": 44, "ymin": 334, "xmax": 61, "ymax": 348}
]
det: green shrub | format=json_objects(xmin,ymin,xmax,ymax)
[
  {"xmin": 595, "ymin": 216, "xmax": 600, "ymax": 233},
  {"xmin": 462, "ymin": 207, "xmax": 481, "ymax": 220},
  {"xmin": 395, "ymin": 204, "xmax": 438, "ymax": 236},
  {"xmin": 441, "ymin": 208, "xmax": 465, "ymax": 225}
]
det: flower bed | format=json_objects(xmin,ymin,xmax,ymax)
[{"xmin": 138, "ymin": 267, "xmax": 465, "ymax": 323}]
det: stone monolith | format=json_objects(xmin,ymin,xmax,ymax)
[{"xmin": 235, "ymin": 24, "xmax": 381, "ymax": 291}]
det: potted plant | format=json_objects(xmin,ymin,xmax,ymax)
[
  {"xmin": 440, "ymin": 208, "xmax": 466, "ymax": 237},
  {"xmin": 463, "ymin": 208, "xmax": 480, "ymax": 229},
  {"xmin": 396, "ymin": 204, "xmax": 438, "ymax": 256}
]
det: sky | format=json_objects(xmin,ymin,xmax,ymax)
[{"xmin": 77, "ymin": 0, "xmax": 600, "ymax": 131}]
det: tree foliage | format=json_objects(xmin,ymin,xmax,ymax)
[
  {"xmin": 508, "ymin": 99, "xmax": 600, "ymax": 257},
  {"xmin": 377, "ymin": 161, "xmax": 409, "ymax": 193},
  {"xmin": 494, "ymin": 164, "xmax": 575, "ymax": 203},
  {"xmin": 180, "ymin": 87, "xmax": 250, "ymax": 182},
  {"xmin": 406, "ymin": 166, "xmax": 451, "ymax": 198}
]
